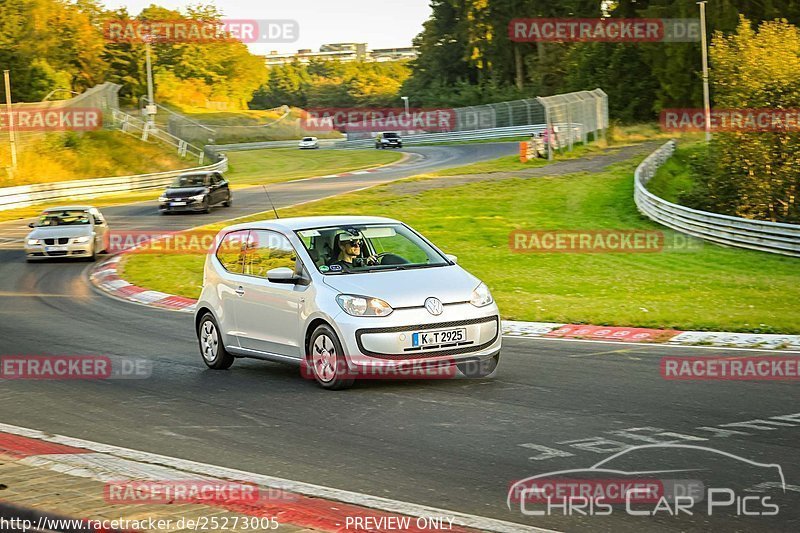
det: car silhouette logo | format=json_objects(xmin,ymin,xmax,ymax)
[{"xmin": 424, "ymin": 297, "xmax": 443, "ymax": 316}]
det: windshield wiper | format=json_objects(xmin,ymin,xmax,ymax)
[{"xmin": 363, "ymin": 265, "xmax": 409, "ymax": 272}]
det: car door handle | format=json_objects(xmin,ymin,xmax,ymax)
[{"xmin": 235, "ymin": 286, "xmax": 245, "ymax": 296}]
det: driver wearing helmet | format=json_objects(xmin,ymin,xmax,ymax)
[{"xmin": 329, "ymin": 229, "xmax": 379, "ymax": 271}]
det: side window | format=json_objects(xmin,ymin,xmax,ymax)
[
  {"xmin": 242, "ymin": 230, "xmax": 296, "ymax": 279},
  {"xmin": 216, "ymin": 230, "xmax": 247, "ymax": 273},
  {"xmin": 92, "ymin": 212, "xmax": 105, "ymax": 225},
  {"xmin": 214, "ymin": 172, "xmax": 224, "ymax": 184}
]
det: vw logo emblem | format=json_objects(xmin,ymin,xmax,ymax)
[{"xmin": 424, "ymin": 297, "xmax": 443, "ymax": 316}]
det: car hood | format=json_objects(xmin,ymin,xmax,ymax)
[
  {"xmin": 27, "ymin": 225, "xmax": 93, "ymax": 239},
  {"xmin": 165, "ymin": 187, "xmax": 207, "ymax": 198},
  {"xmin": 322, "ymin": 265, "xmax": 480, "ymax": 307}
]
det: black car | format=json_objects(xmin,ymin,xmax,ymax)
[
  {"xmin": 375, "ymin": 132, "xmax": 403, "ymax": 149},
  {"xmin": 158, "ymin": 172, "xmax": 232, "ymax": 214}
]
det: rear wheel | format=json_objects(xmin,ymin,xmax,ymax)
[
  {"xmin": 307, "ymin": 325, "xmax": 353, "ymax": 390},
  {"xmin": 198, "ymin": 313, "xmax": 234, "ymax": 370}
]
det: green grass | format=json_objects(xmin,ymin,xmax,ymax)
[
  {"xmin": 646, "ymin": 143, "xmax": 703, "ymax": 203},
  {"xmin": 121, "ymin": 150, "xmax": 800, "ymax": 334},
  {"xmin": 224, "ymin": 148, "xmax": 402, "ymax": 186},
  {"xmin": 429, "ymin": 143, "xmax": 608, "ymax": 176},
  {"xmin": 0, "ymin": 131, "xmax": 195, "ymax": 188}
]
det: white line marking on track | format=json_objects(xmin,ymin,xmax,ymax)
[{"xmin": 0, "ymin": 422, "xmax": 557, "ymax": 533}]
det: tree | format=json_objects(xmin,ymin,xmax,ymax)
[{"xmin": 683, "ymin": 17, "xmax": 800, "ymax": 223}]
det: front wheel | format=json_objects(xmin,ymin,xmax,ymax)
[
  {"xmin": 198, "ymin": 313, "xmax": 235, "ymax": 370},
  {"xmin": 307, "ymin": 325, "xmax": 353, "ymax": 390},
  {"xmin": 201, "ymin": 197, "xmax": 211, "ymax": 214},
  {"xmin": 457, "ymin": 354, "xmax": 500, "ymax": 378},
  {"xmin": 223, "ymin": 194, "xmax": 232, "ymax": 207}
]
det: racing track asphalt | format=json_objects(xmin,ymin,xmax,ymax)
[{"xmin": 0, "ymin": 143, "xmax": 798, "ymax": 532}]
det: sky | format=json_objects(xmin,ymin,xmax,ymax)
[{"xmin": 102, "ymin": 0, "xmax": 433, "ymax": 54}]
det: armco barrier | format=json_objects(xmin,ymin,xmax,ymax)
[
  {"xmin": 634, "ymin": 140, "xmax": 800, "ymax": 257},
  {"xmin": 0, "ymin": 156, "xmax": 227, "ymax": 212},
  {"xmin": 338, "ymin": 124, "xmax": 550, "ymax": 149}
]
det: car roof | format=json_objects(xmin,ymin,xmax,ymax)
[
  {"xmin": 42, "ymin": 206, "xmax": 94, "ymax": 212},
  {"xmin": 223, "ymin": 216, "xmax": 401, "ymax": 234}
]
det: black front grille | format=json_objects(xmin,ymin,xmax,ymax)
[
  {"xmin": 59, "ymin": 237, "xmax": 69, "ymax": 245},
  {"xmin": 43, "ymin": 238, "xmax": 69, "ymax": 245},
  {"xmin": 44, "ymin": 238, "xmax": 54, "ymax": 245},
  {"xmin": 47, "ymin": 251, "xmax": 67, "ymax": 256}
]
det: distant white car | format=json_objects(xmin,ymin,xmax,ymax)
[
  {"xmin": 25, "ymin": 206, "xmax": 109, "ymax": 262},
  {"xmin": 298, "ymin": 136, "xmax": 319, "ymax": 149}
]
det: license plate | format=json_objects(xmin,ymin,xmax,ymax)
[
  {"xmin": 46, "ymin": 245, "xmax": 67, "ymax": 252},
  {"xmin": 170, "ymin": 201, "xmax": 186, "ymax": 206},
  {"xmin": 411, "ymin": 328, "xmax": 467, "ymax": 347}
]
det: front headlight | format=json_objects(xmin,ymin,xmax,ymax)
[
  {"xmin": 470, "ymin": 282, "xmax": 493, "ymax": 307},
  {"xmin": 27, "ymin": 239, "xmax": 41, "ymax": 246},
  {"xmin": 336, "ymin": 294, "xmax": 393, "ymax": 317},
  {"xmin": 158, "ymin": 196, "xmax": 168, "ymax": 202},
  {"xmin": 72, "ymin": 236, "xmax": 91, "ymax": 244},
  {"xmin": 189, "ymin": 193, "xmax": 206, "ymax": 201}
]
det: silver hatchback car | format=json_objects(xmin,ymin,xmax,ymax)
[{"xmin": 194, "ymin": 216, "xmax": 501, "ymax": 389}]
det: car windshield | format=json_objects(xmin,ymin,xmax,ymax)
[
  {"xmin": 171, "ymin": 174, "xmax": 207, "ymax": 188},
  {"xmin": 296, "ymin": 224, "xmax": 450, "ymax": 274},
  {"xmin": 302, "ymin": 137, "xmax": 315, "ymax": 141},
  {"xmin": 36, "ymin": 210, "xmax": 90, "ymax": 226},
  {"xmin": 382, "ymin": 133, "xmax": 399, "ymax": 138}
]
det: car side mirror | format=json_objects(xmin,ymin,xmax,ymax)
[
  {"xmin": 267, "ymin": 267, "xmax": 298, "ymax": 284},
  {"xmin": 445, "ymin": 254, "xmax": 458, "ymax": 264},
  {"xmin": 28, "ymin": 222, "xmax": 35, "ymax": 228}
]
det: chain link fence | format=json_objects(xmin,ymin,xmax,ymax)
[{"xmin": 340, "ymin": 89, "xmax": 608, "ymax": 156}]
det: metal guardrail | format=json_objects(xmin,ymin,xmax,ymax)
[
  {"xmin": 635, "ymin": 140, "xmax": 800, "ymax": 257},
  {"xmin": 209, "ymin": 123, "xmax": 585, "ymax": 153},
  {"xmin": 0, "ymin": 156, "xmax": 227, "ymax": 212},
  {"xmin": 337, "ymin": 124, "xmax": 551, "ymax": 149},
  {"xmin": 210, "ymin": 137, "xmax": 344, "ymax": 152}
]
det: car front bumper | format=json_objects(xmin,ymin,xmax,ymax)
[
  {"xmin": 25, "ymin": 242, "xmax": 93, "ymax": 259},
  {"xmin": 159, "ymin": 200, "xmax": 205, "ymax": 212},
  {"xmin": 331, "ymin": 302, "xmax": 501, "ymax": 371}
]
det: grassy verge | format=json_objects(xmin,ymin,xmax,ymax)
[
  {"xmin": 224, "ymin": 148, "xmax": 402, "ymax": 187},
  {"xmin": 0, "ymin": 131, "xmax": 195, "ymax": 188},
  {"xmin": 120, "ymin": 149, "xmax": 800, "ymax": 334},
  {"xmin": 646, "ymin": 143, "xmax": 703, "ymax": 203},
  {"xmin": 428, "ymin": 143, "xmax": 609, "ymax": 176}
]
